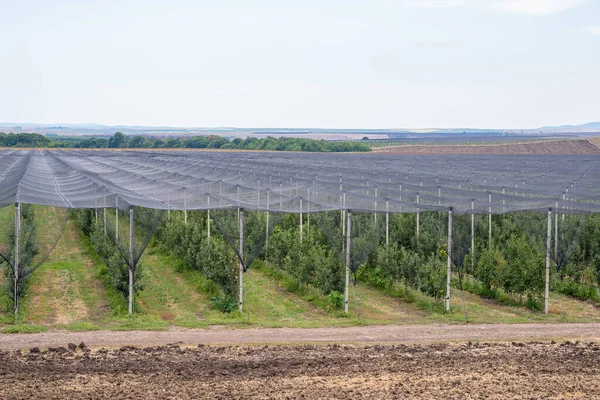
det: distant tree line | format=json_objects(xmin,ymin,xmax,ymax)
[{"xmin": 0, "ymin": 132, "xmax": 371, "ymax": 152}]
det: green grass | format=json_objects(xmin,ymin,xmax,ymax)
[
  {"xmin": 1, "ymin": 324, "xmax": 48, "ymax": 334},
  {"xmin": 19, "ymin": 209, "xmax": 111, "ymax": 325}
]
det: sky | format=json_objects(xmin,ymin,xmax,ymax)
[{"xmin": 0, "ymin": 0, "xmax": 598, "ymax": 129}]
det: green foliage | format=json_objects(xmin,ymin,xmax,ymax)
[
  {"xmin": 72, "ymin": 209, "xmax": 144, "ymax": 302},
  {"xmin": 0, "ymin": 132, "xmax": 371, "ymax": 152},
  {"xmin": 263, "ymin": 218, "xmax": 344, "ymax": 295},
  {"xmin": 210, "ymin": 295, "xmax": 238, "ymax": 313},
  {"xmin": 155, "ymin": 211, "xmax": 239, "ymax": 312},
  {"xmin": 2, "ymin": 204, "xmax": 39, "ymax": 315},
  {"xmin": 0, "ymin": 132, "xmax": 51, "ymax": 147},
  {"xmin": 327, "ymin": 290, "xmax": 344, "ymax": 310}
]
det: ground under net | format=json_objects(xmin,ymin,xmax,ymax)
[{"xmin": 0, "ymin": 204, "xmax": 70, "ymax": 320}]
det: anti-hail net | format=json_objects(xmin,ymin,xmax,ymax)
[{"xmin": 0, "ymin": 150, "xmax": 596, "ymax": 215}]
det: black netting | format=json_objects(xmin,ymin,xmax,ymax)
[
  {"xmin": 104, "ymin": 204, "xmax": 165, "ymax": 268},
  {"xmin": 312, "ymin": 210, "xmax": 386, "ymax": 276},
  {"xmin": 210, "ymin": 208, "xmax": 283, "ymax": 271},
  {"xmin": 553, "ymin": 213, "xmax": 590, "ymax": 272},
  {"xmin": 0, "ymin": 150, "xmax": 597, "ymax": 215},
  {"xmin": 0, "ymin": 204, "xmax": 70, "ymax": 319}
]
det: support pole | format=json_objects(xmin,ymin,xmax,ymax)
[
  {"xmin": 385, "ymin": 199, "xmax": 389, "ymax": 246},
  {"xmin": 103, "ymin": 196, "xmax": 107, "ymax": 235},
  {"xmin": 299, "ymin": 198, "xmax": 303, "ymax": 242},
  {"xmin": 207, "ymin": 196, "xmax": 211, "ymax": 240},
  {"xmin": 554, "ymin": 200, "xmax": 558, "ymax": 263},
  {"xmin": 128, "ymin": 206, "xmax": 134, "ymax": 316},
  {"xmin": 265, "ymin": 189, "xmax": 270, "ymax": 247},
  {"xmin": 239, "ymin": 207, "xmax": 244, "ymax": 313},
  {"xmin": 184, "ymin": 188, "xmax": 188, "ymax": 226},
  {"xmin": 446, "ymin": 207, "xmax": 453, "ymax": 312},
  {"xmin": 14, "ymin": 202, "xmax": 20, "ymax": 321},
  {"xmin": 416, "ymin": 192, "xmax": 420, "ymax": 238},
  {"xmin": 115, "ymin": 198, "xmax": 119, "ymax": 242},
  {"xmin": 545, "ymin": 208, "xmax": 552, "ymax": 315},
  {"xmin": 471, "ymin": 199, "xmax": 475, "ymax": 270},
  {"xmin": 345, "ymin": 210, "xmax": 351, "ymax": 314},
  {"xmin": 488, "ymin": 192, "xmax": 492, "ymax": 247}
]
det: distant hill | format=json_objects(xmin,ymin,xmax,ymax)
[
  {"xmin": 538, "ymin": 121, "xmax": 600, "ymax": 133},
  {"xmin": 1, "ymin": 121, "xmax": 599, "ymax": 139}
]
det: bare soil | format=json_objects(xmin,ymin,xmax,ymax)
[
  {"xmin": 373, "ymin": 139, "xmax": 600, "ymax": 154},
  {"xmin": 1, "ymin": 341, "xmax": 599, "ymax": 399}
]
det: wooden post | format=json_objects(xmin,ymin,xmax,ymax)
[
  {"xmin": 545, "ymin": 208, "xmax": 552, "ymax": 315},
  {"xmin": 239, "ymin": 207, "xmax": 244, "ymax": 313},
  {"xmin": 345, "ymin": 210, "xmax": 351, "ymax": 314},
  {"xmin": 446, "ymin": 207, "xmax": 452, "ymax": 312},
  {"xmin": 128, "ymin": 206, "xmax": 134, "ymax": 316},
  {"xmin": 14, "ymin": 202, "xmax": 20, "ymax": 321}
]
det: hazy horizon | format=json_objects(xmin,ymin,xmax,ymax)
[{"xmin": 1, "ymin": 1, "xmax": 599, "ymax": 129}]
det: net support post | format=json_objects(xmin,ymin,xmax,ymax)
[
  {"xmin": 128, "ymin": 205, "xmax": 134, "ymax": 316},
  {"xmin": 416, "ymin": 192, "xmax": 420, "ymax": 238},
  {"xmin": 471, "ymin": 199, "xmax": 475, "ymax": 270},
  {"xmin": 344, "ymin": 210, "xmax": 351, "ymax": 314},
  {"xmin": 385, "ymin": 199, "xmax": 389, "ymax": 246},
  {"xmin": 103, "ymin": 195, "xmax": 107, "ymax": 235},
  {"xmin": 14, "ymin": 202, "xmax": 20, "ymax": 321},
  {"xmin": 207, "ymin": 196, "xmax": 211, "ymax": 240},
  {"xmin": 488, "ymin": 192, "xmax": 492, "ymax": 247},
  {"xmin": 446, "ymin": 207, "xmax": 452, "ymax": 312},
  {"xmin": 239, "ymin": 207, "xmax": 244, "ymax": 314},
  {"xmin": 554, "ymin": 200, "xmax": 558, "ymax": 263},
  {"xmin": 299, "ymin": 198, "xmax": 303, "ymax": 242},
  {"xmin": 265, "ymin": 189, "xmax": 270, "ymax": 247},
  {"xmin": 545, "ymin": 207, "xmax": 552, "ymax": 315},
  {"xmin": 115, "ymin": 197, "xmax": 119, "ymax": 242}
]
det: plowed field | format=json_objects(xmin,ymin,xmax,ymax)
[
  {"xmin": 374, "ymin": 139, "xmax": 600, "ymax": 154},
  {"xmin": 1, "ymin": 341, "xmax": 599, "ymax": 399}
]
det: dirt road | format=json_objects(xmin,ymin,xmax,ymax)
[
  {"xmin": 1, "ymin": 323, "xmax": 599, "ymax": 350},
  {"xmin": 1, "ymin": 341, "xmax": 599, "ymax": 399}
]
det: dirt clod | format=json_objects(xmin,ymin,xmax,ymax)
[{"xmin": 1, "ymin": 342, "xmax": 599, "ymax": 399}]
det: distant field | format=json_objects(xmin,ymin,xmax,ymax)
[{"xmin": 372, "ymin": 139, "xmax": 600, "ymax": 155}]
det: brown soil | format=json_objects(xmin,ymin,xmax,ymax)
[
  {"xmin": 2, "ymin": 323, "xmax": 600, "ymax": 351},
  {"xmin": 373, "ymin": 139, "xmax": 600, "ymax": 154},
  {"xmin": 1, "ymin": 341, "xmax": 599, "ymax": 399}
]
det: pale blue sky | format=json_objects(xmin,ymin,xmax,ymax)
[{"xmin": 1, "ymin": 0, "xmax": 598, "ymax": 129}]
